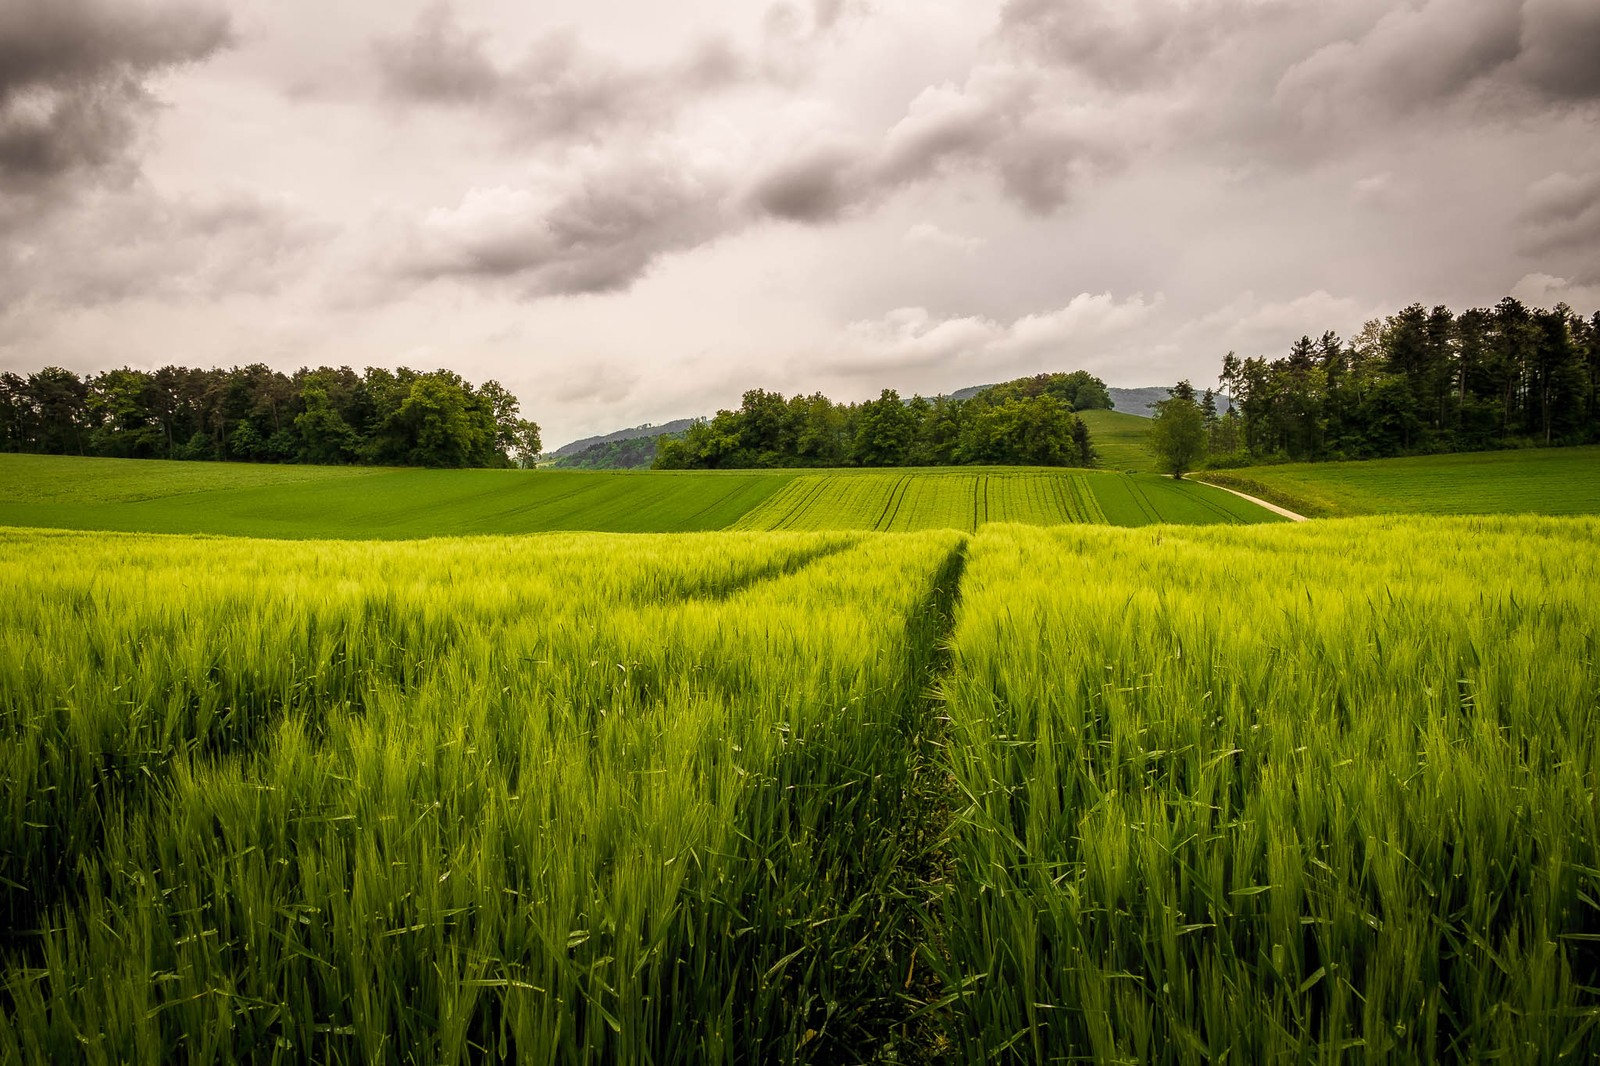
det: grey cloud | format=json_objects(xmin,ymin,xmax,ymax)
[
  {"xmin": 0, "ymin": 188, "xmax": 326, "ymax": 307},
  {"xmin": 406, "ymin": 63, "xmax": 1117, "ymax": 298},
  {"xmin": 0, "ymin": 0, "xmax": 231, "ymax": 189},
  {"xmin": 1274, "ymin": 0, "xmax": 1600, "ymax": 132},
  {"xmin": 1276, "ymin": 1, "xmax": 1522, "ymax": 120},
  {"xmin": 1518, "ymin": 172, "xmax": 1600, "ymax": 274},
  {"xmin": 750, "ymin": 144, "xmax": 862, "ymax": 222},
  {"xmin": 375, "ymin": 4, "xmax": 742, "ymax": 145},
  {"xmin": 746, "ymin": 68, "xmax": 1114, "ymax": 225},
  {"xmin": 998, "ymin": 0, "xmax": 1276, "ymax": 90},
  {"xmin": 404, "ymin": 165, "xmax": 728, "ymax": 296},
  {"xmin": 1515, "ymin": 0, "xmax": 1600, "ymax": 101},
  {"xmin": 813, "ymin": 0, "xmax": 848, "ymax": 33},
  {"xmin": 370, "ymin": 2, "xmax": 499, "ymax": 103}
]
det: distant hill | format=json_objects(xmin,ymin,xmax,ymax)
[
  {"xmin": 1109, "ymin": 386, "xmax": 1233, "ymax": 416},
  {"xmin": 548, "ymin": 418, "xmax": 697, "ymax": 459},
  {"xmin": 550, "ymin": 434, "xmax": 676, "ymax": 470}
]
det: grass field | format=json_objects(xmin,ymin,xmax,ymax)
[
  {"xmin": 3, "ymin": 517, "xmax": 1596, "ymax": 1061},
  {"xmin": 0, "ymin": 454, "xmax": 793, "ymax": 537},
  {"xmin": 734, "ymin": 470, "xmax": 1279, "ymax": 530},
  {"xmin": 0, "ymin": 454, "xmax": 1278, "ymax": 535},
  {"xmin": 1202, "ymin": 445, "xmax": 1600, "ymax": 518},
  {"xmin": 1078, "ymin": 407, "xmax": 1155, "ymax": 471}
]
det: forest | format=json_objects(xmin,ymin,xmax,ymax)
[
  {"xmin": 653, "ymin": 371, "xmax": 1109, "ymax": 469},
  {"xmin": 0, "ymin": 364, "xmax": 539, "ymax": 469},
  {"xmin": 1202, "ymin": 297, "xmax": 1600, "ymax": 464}
]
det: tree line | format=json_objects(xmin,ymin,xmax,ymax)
[
  {"xmin": 1197, "ymin": 297, "xmax": 1600, "ymax": 466},
  {"xmin": 653, "ymin": 371, "xmax": 1110, "ymax": 469},
  {"xmin": 0, "ymin": 364, "xmax": 541, "ymax": 468}
]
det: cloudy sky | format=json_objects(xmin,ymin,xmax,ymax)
[{"xmin": 2, "ymin": 0, "xmax": 1597, "ymax": 446}]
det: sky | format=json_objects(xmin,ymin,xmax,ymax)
[{"xmin": 1, "ymin": 0, "xmax": 1598, "ymax": 448}]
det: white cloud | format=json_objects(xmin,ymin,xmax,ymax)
[
  {"xmin": 903, "ymin": 221, "xmax": 984, "ymax": 251},
  {"xmin": 820, "ymin": 291, "xmax": 1161, "ymax": 379},
  {"xmin": 1510, "ymin": 272, "xmax": 1600, "ymax": 310}
]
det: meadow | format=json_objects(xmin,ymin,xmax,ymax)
[
  {"xmin": 3, "ymin": 514, "xmax": 1597, "ymax": 1061},
  {"xmin": 1076, "ymin": 408, "xmax": 1157, "ymax": 471},
  {"xmin": 1201, "ymin": 445, "xmax": 1600, "ymax": 518},
  {"xmin": 0, "ymin": 455, "xmax": 792, "ymax": 537},
  {"xmin": 0, "ymin": 454, "xmax": 1278, "ymax": 536}
]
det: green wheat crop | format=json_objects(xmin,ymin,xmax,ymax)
[{"xmin": 934, "ymin": 517, "xmax": 1600, "ymax": 1061}]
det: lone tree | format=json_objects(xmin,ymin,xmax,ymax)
[{"xmin": 1151, "ymin": 381, "xmax": 1206, "ymax": 478}]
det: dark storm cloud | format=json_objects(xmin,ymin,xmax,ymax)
[
  {"xmin": 374, "ymin": 4, "xmax": 744, "ymax": 144},
  {"xmin": 0, "ymin": 0, "xmax": 232, "ymax": 189}
]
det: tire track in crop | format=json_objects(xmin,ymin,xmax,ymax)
[
  {"xmin": 1073, "ymin": 476, "xmax": 1108, "ymax": 524},
  {"xmin": 766, "ymin": 476, "xmax": 833, "ymax": 531},
  {"xmin": 874, "ymin": 475, "xmax": 913, "ymax": 531},
  {"xmin": 1126, "ymin": 477, "xmax": 1162, "ymax": 523},
  {"xmin": 716, "ymin": 535, "xmax": 969, "ymax": 1063},
  {"xmin": 1169, "ymin": 479, "xmax": 1246, "ymax": 524},
  {"xmin": 883, "ymin": 535, "xmax": 969, "ymax": 1060},
  {"xmin": 667, "ymin": 537, "xmax": 862, "ymax": 602},
  {"xmin": 820, "ymin": 534, "xmax": 967, "ymax": 1061}
]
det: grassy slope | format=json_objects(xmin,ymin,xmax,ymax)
[
  {"xmin": 1078, "ymin": 407, "xmax": 1154, "ymax": 471},
  {"xmin": 1201, "ymin": 445, "xmax": 1600, "ymax": 517},
  {"xmin": 0, "ymin": 455, "xmax": 1280, "ymax": 536}
]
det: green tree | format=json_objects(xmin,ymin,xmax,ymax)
[
  {"xmin": 851, "ymin": 389, "xmax": 916, "ymax": 466},
  {"xmin": 512, "ymin": 419, "xmax": 542, "ymax": 467},
  {"xmin": 392, "ymin": 372, "xmax": 494, "ymax": 467},
  {"xmin": 1150, "ymin": 386, "xmax": 1206, "ymax": 478},
  {"xmin": 294, "ymin": 384, "xmax": 359, "ymax": 464}
]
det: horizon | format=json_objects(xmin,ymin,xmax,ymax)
[{"xmin": 1, "ymin": 0, "xmax": 1597, "ymax": 446}]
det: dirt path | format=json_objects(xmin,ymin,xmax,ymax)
[{"xmin": 1195, "ymin": 479, "xmax": 1309, "ymax": 522}]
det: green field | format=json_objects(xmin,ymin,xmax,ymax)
[
  {"xmin": 0, "ymin": 454, "xmax": 793, "ymax": 537},
  {"xmin": 1202, "ymin": 445, "xmax": 1600, "ymax": 517},
  {"xmin": 0, "ymin": 454, "xmax": 1279, "ymax": 535},
  {"xmin": 734, "ymin": 470, "xmax": 1279, "ymax": 531},
  {"xmin": 1078, "ymin": 407, "xmax": 1155, "ymax": 470},
  {"xmin": 3, "ymin": 518, "xmax": 1597, "ymax": 1061}
]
